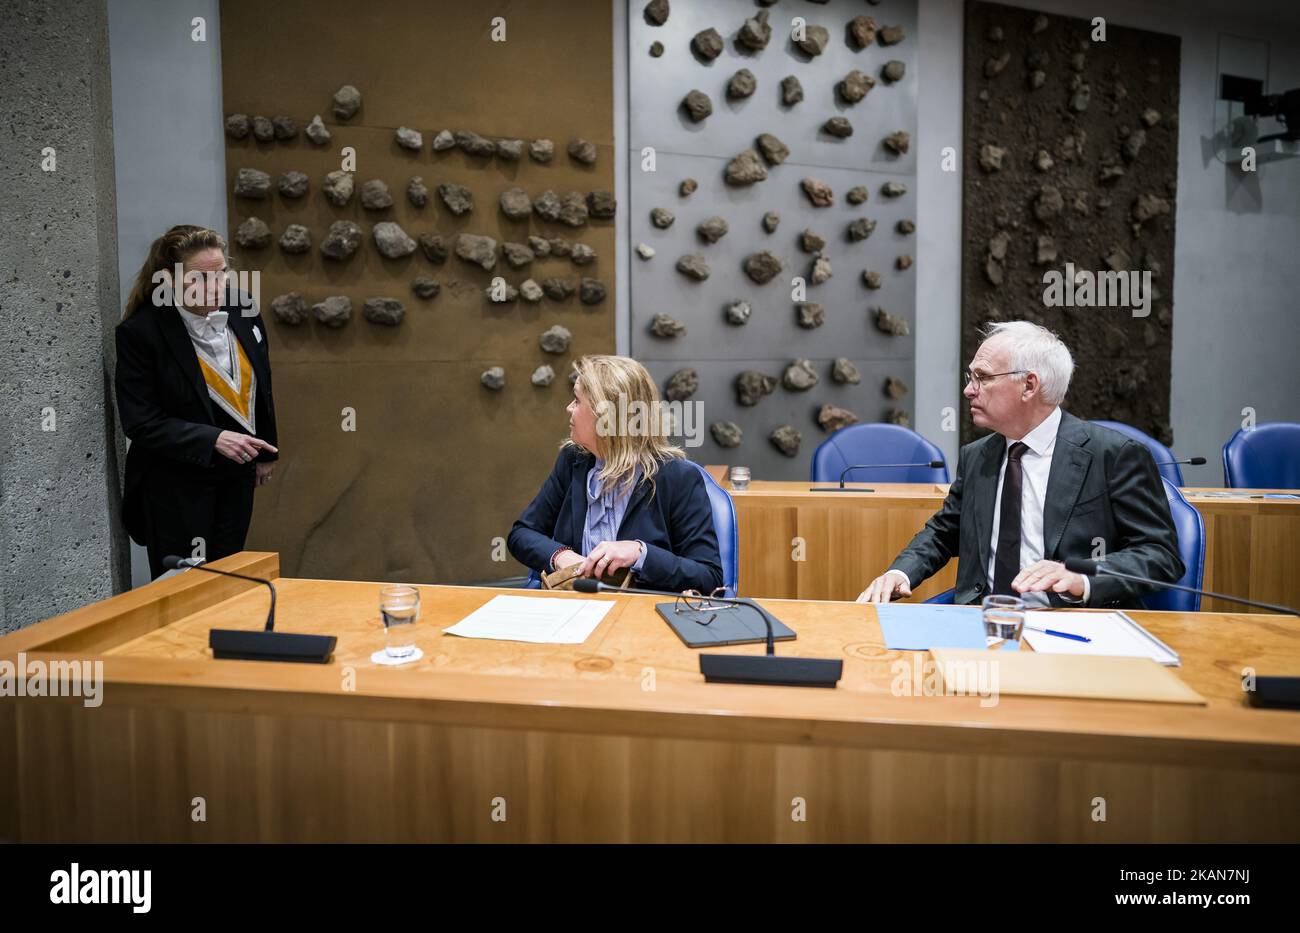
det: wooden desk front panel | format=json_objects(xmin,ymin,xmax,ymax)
[
  {"xmin": 1182, "ymin": 491, "xmax": 1300, "ymax": 613},
  {"xmin": 733, "ymin": 483, "xmax": 956, "ymax": 601}
]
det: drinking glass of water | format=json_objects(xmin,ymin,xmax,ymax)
[
  {"xmin": 982, "ymin": 595, "xmax": 1025, "ymax": 645},
  {"xmin": 729, "ymin": 466, "xmax": 750, "ymax": 490},
  {"xmin": 380, "ymin": 585, "xmax": 420, "ymax": 659}
]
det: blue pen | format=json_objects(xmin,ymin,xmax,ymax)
[{"xmin": 1025, "ymin": 625, "xmax": 1091, "ymax": 643}]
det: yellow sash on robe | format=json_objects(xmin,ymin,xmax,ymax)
[{"xmin": 195, "ymin": 336, "xmax": 257, "ymax": 435}]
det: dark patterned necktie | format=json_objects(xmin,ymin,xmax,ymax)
[{"xmin": 992, "ymin": 442, "xmax": 1029, "ymax": 595}]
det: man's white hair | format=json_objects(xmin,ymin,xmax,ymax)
[{"xmin": 981, "ymin": 321, "xmax": 1075, "ymax": 405}]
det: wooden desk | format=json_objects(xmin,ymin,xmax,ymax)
[
  {"xmin": 728, "ymin": 480, "xmax": 1300, "ymax": 609},
  {"xmin": 2, "ymin": 551, "xmax": 1297, "ymax": 843},
  {"xmin": 1180, "ymin": 489, "xmax": 1300, "ymax": 613}
]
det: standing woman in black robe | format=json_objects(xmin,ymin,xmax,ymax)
[{"xmin": 115, "ymin": 224, "xmax": 279, "ymax": 579}]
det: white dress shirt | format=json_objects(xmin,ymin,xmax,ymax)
[
  {"xmin": 888, "ymin": 405, "xmax": 1089, "ymax": 604},
  {"xmin": 176, "ymin": 307, "xmax": 233, "ymax": 376}
]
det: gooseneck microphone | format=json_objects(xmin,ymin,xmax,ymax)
[
  {"xmin": 164, "ymin": 555, "xmax": 337, "ymax": 663},
  {"xmin": 1156, "ymin": 456, "xmax": 1207, "ymax": 467},
  {"xmin": 1062, "ymin": 558, "xmax": 1300, "ymax": 617},
  {"xmin": 810, "ymin": 460, "xmax": 947, "ymax": 493},
  {"xmin": 571, "ymin": 578, "xmax": 842, "ymax": 687}
]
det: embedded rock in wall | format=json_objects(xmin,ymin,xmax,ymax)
[
  {"xmin": 373, "ymin": 222, "xmax": 417, "ymax": 259},
  {"xmin": 539, "ymin": 325, "xmax": 572, "ymax": 354},
  {"xmin": 235, "ymin": 217, "xmax": 271, "ymax": 249},
  {"xmin": 832, "ymin": 358, "xmax": 861, "ymax": 384},
  {"xmin": 305, "ymin": 115, "xmax": 330, "ymax": 145},
  {"xmin": 649, "ymin": 313, "xmax": 686, "ymax": 338},
  {"xmin": 692, "ymin": 27, "xmax": 724, "ymax": 61},
  {"xmin": 332, "ymin": 85, "xmax": 361, "ymax": 120},
  {"xmin": 711, "ymin": 422, "xmax": 743, "ymax": 448},
  {"xmin": 801, "ymin": 178, "xmax": 834, "ymax": 206},
  {"xmin": 395, "ymin": 126, "xmax": 422, "ymax": 150},
  {"xmin": 665, "ymin": 368, "xmax": 699, "ymax": 402},
  {"xmin": 323, "ymin": 170, "xmax": 353, "ymax": 206},
  {"xmin": 439, "ymin": 183, "xmax": 474, "ymax": 215},
  {"xmin": 499, "ymin": 187, "xmax": 533, "ymax": 219},
  {"xmin": 279, "ymin": 224, "xmax": 311, "ymax": 254},
  {"xmin": 769, "ymin": 425, "xmax": 801, "ymax": 457},
  {"xmin": 361, "ymin": 179, "xmax": 393, "ymax": 210},
  {"xmin": 320, "ymin": 220, "xmax": 362, "ymax": 260},
  {"xmin": 818, "ymin": 405, "xmax": 859, "ymax": 433},
  {"xmin": 363, "ymin": 298, "xmax": 405, "ymax": 325},
  {"xmin": 676, "ymin": 254, "xmax": 710, "ymax": 281},
  {"xmin": 234, "ymin": 168, "xmax": 270, "ymax": 199},
  {"xmin": 725, "ymin": 149, "xmax": 767, "ymax": 185},
  {"xmin": 743, "ymin": 250, "xmax": 783, "ymax": 284},
  {"xmin": 278, "ymin": 171, "xmax": 309, "ymax": 198},
  {"xmin": 696, "ymin": 217, "xmax": 728, "ymax": 244},
  {"xmin": 270, "ymin": 292, "xmax": 307, "ymax": 325},
  {"xmin": 874, "ymin": 307, "xmax": 910, "ymax": 336},
  {"xmin": 735, "ymin": 371, "xmax": 777, "ymax": 407},
  {"xmin": 313, "ymin": 296, "xmax": 352, "ymax": 327},
  {"xmin": 481, "ymin": 367, "xmax": 506, "ymax": 391},
  {"xmin": 455, "ymin": 233, "xmax": 498, "ymax": 271},
  {"xmin": 568, "ymin": 138, "xmax": 597, "ymax": 165}
]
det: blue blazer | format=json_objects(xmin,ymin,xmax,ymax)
[{"xmin": 508, "ymin": 447, "xmax": 723, "ymax": 594}]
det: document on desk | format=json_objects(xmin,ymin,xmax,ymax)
[
  {"xmin": 876, "ymin": 604, "xmax": 988, "ymax": 650},
  {"xmin": 444, "ymin": 595, "xmax": 615, "ymax": 644},
  {"xmin": 1020, "ymin": 610, "xmax": 1180, "ymax": 666}
]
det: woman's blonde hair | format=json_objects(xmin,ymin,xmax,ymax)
[
  {"xmin": 122, "ymin": 224, "xmax": 227, "ymax": 320},
  {"xmin": 566, "ymin": 355, "xmax": 684, "ymax": 497}
]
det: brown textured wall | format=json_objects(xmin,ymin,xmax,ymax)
[
  {"xmin": 962, "ymin": 2, "xmax": 1179, "ymax": 445},
  {"xmin": 220, "ymin": 0, "xmax": 614, "ymax": 583}
]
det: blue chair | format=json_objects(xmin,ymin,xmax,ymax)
[
  {"xmin": 1141, "ymin": 479, "xmax": 1205, "ymax": 612},
  {"xmin": 1222, "ymin": 422, "xmax": 1300, "ymax": 489},
  {"xmin": 1092, "ymin": 420, "xmax": 1184, "ymax": 486},
  {"xmin": 686, "ymin": 461, "xmax": 740, "ymax": 597},
  {"xmin": 924, "ymin": 478, "xmax": 1204, "ymax": 611},
  {"xmin": 811, "ymin": 424, "xmax": 950, "ymax": 484},
  {"xmin": 521, "ymin": 460, "xmax": 739, "ymax": 595}
]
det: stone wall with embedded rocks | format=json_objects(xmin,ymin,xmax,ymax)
[
  {"xmin": 630, "ymin": 0, "xmax": 921, "ymax": 480},
  {"xmin": 961, "ymin": 1, "xmax": 1179, "ymax": 445},
  {"xmin": 221, "ymin": 0, "xmax": 615, "ymax": 585}
]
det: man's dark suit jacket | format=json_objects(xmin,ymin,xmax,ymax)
[
  {"xmin": 115, "ymin": 300, "xmax": 278, "ymax": 544},
  {"xmin": 889, "ymin": 410, "xmax": 1183, "ymax": 608},
  {"xmin": 508, "ymin": 447, "xmax": 723, "ymax": 595}
]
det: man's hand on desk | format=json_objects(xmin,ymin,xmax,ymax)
[
  {"xmin": 856, "ymin": 569, "xmax": 912, "ymax": 604},
  {"xmin": 1012, "ymin": 560, "xmax": 1086, "ymax": 598}
]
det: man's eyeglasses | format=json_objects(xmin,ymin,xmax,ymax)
[
  {"xmin": 964, "ymin": 369, "xmax": 1026, "ymax": 391},
  {"xmin": 673, "ymin": 588, "xmax": 735, "ymax": 625}
]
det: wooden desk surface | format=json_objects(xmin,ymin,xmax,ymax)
[{"xmin": 4, "ymin": 552, "xmax": 1298, "ymax": 842}]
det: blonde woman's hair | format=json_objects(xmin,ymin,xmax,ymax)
[
  {"xmin": 122, "ymin": 224, "xmax": 227, "ymax": 320},
  {"xmin": 566, "ymin": 355, "xmax": 685, "ymax": 497}
]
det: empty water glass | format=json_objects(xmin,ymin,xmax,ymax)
[{"xmin": 730, "ymin": 466, "xmax": 750, "ymax": 490}]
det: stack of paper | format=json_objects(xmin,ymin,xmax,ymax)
[
  {"xmin": 444, "ymin": 595, "xmax": 615, "ymax": 644},
  {"xmin": 1020, "ymin": 610, "xmax": 1180, "ymax": 666}
]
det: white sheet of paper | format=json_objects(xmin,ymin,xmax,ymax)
[
  {"xmin": 443, "ymin": 594, "xmax": 615, "ymax": 644},
  {"xmin": 1021, "ymin": 610, "xmax": 1179, "ymax": 665}
]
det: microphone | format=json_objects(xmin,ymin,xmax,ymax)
[
  {"xmin": 1062, "ymin": 558, "xmax": 1299, "ymax": 616},
  {"xmin": 163, "ymin": 555, "xmax": 337, "ymax": 663},
  {"xmin": 1156, "ymin": 456, "xmax": 1207, "ymax": 467},
  {"xmin": 571, "ymin": 578, "xmax": 842, "ymax": 687},
  {"xmin": 810, "ymin": 460, "xmax": 947, "ymax": 493}
]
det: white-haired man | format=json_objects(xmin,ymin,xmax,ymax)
[{"xmin": 859, "ymin": 321, "xmax": 1183, "ymax": 608}]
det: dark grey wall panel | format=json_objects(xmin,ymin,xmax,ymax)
[{"xmin": 628, "ymin": 0, "xmax": 919, "ymax": 479}]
